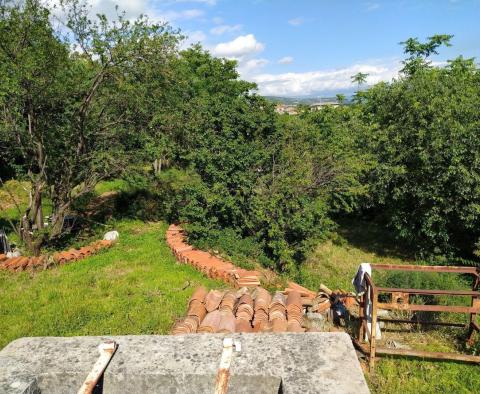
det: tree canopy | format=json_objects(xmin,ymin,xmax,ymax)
[{"xmin": 1, "ymin": 0, "xmax": 479, "ymax": 270}]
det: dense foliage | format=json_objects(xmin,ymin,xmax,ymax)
[
  {"xmin": 1, "ymin": 0, "xmax": 479, "ymax": 269},
  {"xmin": 362, "ymin": 42, "xmax": 480, "ymax": 258},
  {"xmin": 0, "ymin": 0, "xmax": 180, "ymax": 253}
]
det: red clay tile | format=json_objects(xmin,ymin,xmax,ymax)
[
  {"xmin": 217, "ymin": 311, "xmax": 236, "ymax": 333},
  {"xmin": 198, "ymin": 310, "xmax": 222, "ymax": 333},
  {"xmin": 189, "ymin": 287, "xmax": 208, "ymax": 304},
  {"xmin": 205, "ymin": 290, "xmax": 225, "ymax": 312}
]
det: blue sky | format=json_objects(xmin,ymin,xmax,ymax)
[{"xmin": 83, "ymin": 0, "xmax": 480, "ymax": 96}]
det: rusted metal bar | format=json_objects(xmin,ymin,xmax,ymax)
[
  {"xmin": 467, "ymin": 276, "xmax": 479, "ymax": 346},
  {"xmin": 358, "ymin": 264, "xmax": 480, "ymax": 368},
  {"xmin": 353, "ymin": 340, "xmax": 480, "ymax": 364},
  {"xmin": 374, "ymin": 347, "xmax": 480, "ymax": 364},
  {"xmin": 376, "ymin": 302, "xmax": 480, "ymax": 314},
  {"xmin": 377, "ymin": 317, "xmax": 467, "ymax": 327},
  {"xmin": 371, "ymin": 264, "xmax": 479, "ymax": 275},
  {"xmin": 78, "ymin": 340, "xmax": 117, "ymax": 394},
  {"xmin": 376, "ymin": 287, "xmax": 480, "ymax": 297},
  {"xmin": 214, "ymin": 338, "xmax": 234, "ymax": 394},
  {"xmin": 369, "ymin": 287, "xmax": 378, "ymax": 370}
]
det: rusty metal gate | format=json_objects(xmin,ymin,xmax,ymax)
[{"xmin": 355, "ymin": 264, "xmax": 480, "ymax": 369}]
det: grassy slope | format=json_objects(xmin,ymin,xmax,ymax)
[
  {"xmin": 1, "ymin": 182, "xmax": 478, "ymax": 393},
  {"xmin": 300, "ymin": 220, "xmax": 480, "ymax": 394},
  {"xmin": 0, "ymin": 220, "xmax": 224, "ymax": 349}
]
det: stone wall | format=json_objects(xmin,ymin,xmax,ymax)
[{"xmin": 0, "ymin": 333, "xmax": 369, "ymax": 394}]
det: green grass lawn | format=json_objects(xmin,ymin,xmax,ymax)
[{"xmin": 0, "ymin": 220, "xmax": 224, "ymax": 349}]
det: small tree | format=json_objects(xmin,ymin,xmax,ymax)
[
  {"xmin": 336, "ymin": 93, "xmax": 346, "ymax": 104},
  {"xmin": 363, "ymin": 36, "xmax": 480, "ymax": 256},
  {"xmin": 400, "ymin": 34, "xmax": 453, "ymax": 75},
  {"xmin": 0, "ymin": 0, "xmax": 181, "ymax": 253},
  {"xmin": 351, "ymin": 72, "xmax": 369, "ymax": 88}
]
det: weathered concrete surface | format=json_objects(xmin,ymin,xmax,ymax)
[{"xmin": 0, "ymin": 333, "xmax": 369, "ymax": 394}]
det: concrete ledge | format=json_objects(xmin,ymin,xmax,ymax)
[{"xmin": 0, "ymin": 333, "xmax": 369, "ymax": 394}]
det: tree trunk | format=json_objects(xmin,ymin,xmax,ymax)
[
  {"xmin": 153, "ymin": 158, "xmax": 162, "ymax": 175},
  {"xmin": 20, "ymin": 180, "xmax": 45, "ymax": 256},
  {"xmin": 32, "ymin": 183, "xmax": 44, "ymax": 230},
  {"xmin": 50, "ymin": 202, "xmax": 70, "ymax": 239}
]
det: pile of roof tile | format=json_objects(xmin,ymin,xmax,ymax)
[
  {"xmin": 0, "ymin": 239, "xmax": 113, "ymax": 273},
  {"xmin": 172, "ymin": 286, "xmax": 309, "ymax": 335},
  {"xmin": 0, "ymin": 255, "xmax": 48, "ymax": 272},
  {"xmin": 51, "ymin": 240, "xmax": 113, "ymax": 265},
  {"xmin": 166, "ymin": 224, "xmax": 261, "ymax": 288}
]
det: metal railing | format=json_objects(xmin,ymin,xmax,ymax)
[{"xmin": 355, "ymin": 264, "xmax": 480, "ymax": 369}]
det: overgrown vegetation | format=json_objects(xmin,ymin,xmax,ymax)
[
  {"xmin": 3, "ymin": 0, "xmax": 479, "ymax": 271},
  {"xmin": 1, "ymin": 3, "xmax": 479, "ymax": 390}
]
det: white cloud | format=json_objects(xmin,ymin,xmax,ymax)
[
  {"xmin": 47, "ymin": 0, "xmax": 149, "ymax": 20},
  {"xmin": 48, "ymin": 0, "xmax": 205, "ymax": 23},
  {"xmin": 212, "ymin": 16, "xmax": 223, "ymax": 24},
  {"xmin": 210, "ymin": 24, "xmax": 242, "ymax": 35},
  {"xmin": 249, "ymin": 61, "xmax": 401, "ymax": 96},
  {"xmin": 238, "ymin": 58, "xmax": 269, "ymax": 75},
  {"xmin": 278, "ymin": 56, "xmax": 294, "ymax": 65},
  {"xmin": 209, "ymin": 34, "xmax": 267, "ymax": 78},
  {"xmin": 181, "ymin": 30, "xmax": 207, "ymax": 49},
  {"xmin": 288, "ymin": 17, "xmax": 304, "ymax": 26},
  {"xmin": 172, "ymin": 0, "xmax": 217, "ymax": 5},
  {"xmin": 161, "ymin": 8, "xmax": 204, "ymax": 21},
  {"xmin": 364, "ymin": 2, "xmax": 380, "ymax": 11},
  {"xmin": 212, "ymin": 34, "xmax": 264, "ymax": 58}
]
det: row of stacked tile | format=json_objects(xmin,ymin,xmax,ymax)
[
  {"xmin": 166, "ymin": 224, "xmax": 261, "ymax": 287},
  {"xmin": 0, "ymin": 239, "xmax": 113, "ymax": 272},
  {"xmin": 172, "ymin": 287, "xmax": 308, "ymax": 334}
]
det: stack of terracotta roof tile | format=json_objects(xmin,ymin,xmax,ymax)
[
  {"xmin": 0, "ymin": 255, "xmax": 49, "ymax": 272},
  {"xmin": 166, "ymin": 224, "xmax": 261, "ymax": 288},
  {"xmin": 0, "ymin": 239, "xmax": 114, "ymax": 273},
  {"xmin": 172, "ymin": 286, "xmax": 208, "ymax": 334},
  {"xmin": 51, "ymin": 240, "xmax": 113, "ymax": 265},
  {"xmin": 268, "ymin": 292, "xmax": 288, "ymax": 332},
  {"xmin": 252, "ymin": 287, "xmax": 271, "ymax": 332},
  {"xmin": 173, "ymin": 286, "xmax": 311, "ymax": 335},
  {"xmin": 286, "ymin": 291, "xmax": 305, "ymax": 332},
  {"xmin": 235, "ymin": 293, "xmax": 254, "ymax": 333}
]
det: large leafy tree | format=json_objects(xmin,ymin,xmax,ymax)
[
  {"xmin": 0, "ymin": 0, "xmax": 180, "ymax": 253},
  {"xmin": 171, "ymin": 47, "xmax": 277, "ymax": 237},
  {"xmin": 169, "ymin": 49, "xmax": 373, "ymax": 271},
  {"xmin": 364, "ymin": 36, "xmax": 480, "ymax": 257}
]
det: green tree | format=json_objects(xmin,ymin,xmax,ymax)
[
  {"xmin": 351, "ymin": 72, "xmax": 369, "ymax": 88},
  {"xmin": 336, "ymin": 93, "xmax": 346, "ymax": 104},
  {"xmin": 363, "ymin": 41, "xmax": 480, "ymax": 256},
  {"xmin": 0, "ymin": 0, "xmax": 181, "ymax": 253},
  {"xmin": 400, "ymin": 34, "xmax": 453, "ymax": 75}
]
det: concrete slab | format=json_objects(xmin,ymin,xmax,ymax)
[{"xmin": 0, "ymin": 333, "xmax": 369, "ymax": 394}]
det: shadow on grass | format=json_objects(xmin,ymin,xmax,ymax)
[
  {"xmin": 335, "ymin": 217, "xmax": 414, "ymax": 261},
  {"xmin": 0, "ymin": 217, "xmax": 16, "ymax": 233}
]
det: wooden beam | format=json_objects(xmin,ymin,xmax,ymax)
[
  {"xmin": 372, "ymin": 264, "xmax": 479, "ymax": 275},
  {"xmin": 376, "ymin": 287, "xmax": 480, "ymax": 297},
  {"xmin": 375, "ymin": 347, "xmax": 480, "ymax": 364},
  {"xmin": 376, "ymin": 302, "xmax": 480, "ymax": 314}
]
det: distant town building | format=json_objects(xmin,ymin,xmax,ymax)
[
  {"xmin": 310, "ymin": 101, "xmax": 341, "ymax": 110},
  {"xmin": 275, "ymin": 100, "xmax": 341, "ymax": 115},
  {"xmin": 275, "ymin": 104, "xmax": 298, "ymax": 115}
]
